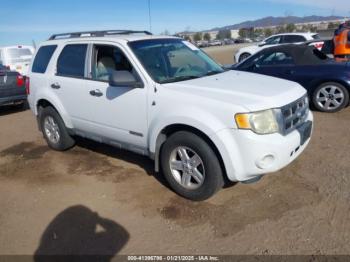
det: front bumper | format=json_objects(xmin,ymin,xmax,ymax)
[{"xmin": 211, "ymin": 112, "xmax": 313, "ymax": 182}]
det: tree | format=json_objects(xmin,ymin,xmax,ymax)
[
  {"xmin": 285, "ymin": 23, "xmax": 296, "ymax": 33},
  {"xmin": 264, "ymin": 28, "xmax": 273, "ymax": 37},
  {"xmin": 238, "ymin": 28, "xmax": 246, "ymax": 38},
  {"xmin": 276, "ymin": 25, "xmax": 286, "ymax": 34},
  {"xmin": 216, "ymin": 29, "xmax": 232, "ymax": 40},
  {"xmin": 193, "ymin": 32, "xmax": 203, "ymax": 41},
  {"xmin": 184, "ymin": 35, "xmax": 191, "ymax": 41},
  {"xmin": 203, "ymin": 33, "xmax": 211, "ymax": 41},
  {"xmin": 161, "ymin": 29, "xmax": 170, "ymax": 36}
]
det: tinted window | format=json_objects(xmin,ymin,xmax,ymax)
[
  {"xmin": 258, "ymin": 52, "xmax": 294, "ymax": 66},
  {"xmin": 265, "ymin": 36, "xmax": 282, "ymax": 45},
  {"xmin": 57, "ymin": 44, "xmax": 87, "ymax": 77},
  {"xmin": 32, "ymin": 45, "xmax": 57, "ymax": 73},
  {"xmin": 283, "ymin": 35, "xmax": 306, "ymax": 43}
]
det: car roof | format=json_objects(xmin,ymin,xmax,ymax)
[
  {"xmin": 270, "ymin": 32, "xmax": 318, "ymax": 37},
  {"xmin": 40, "ymin": 34, "xmax": 180, "ymax": 46}
]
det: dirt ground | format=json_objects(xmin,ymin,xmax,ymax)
[{"xmin": 0, "ymin": 46, "xmax": 349, "ymax": 257}]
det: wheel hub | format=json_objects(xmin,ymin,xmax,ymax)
[{"xmin": 169, "ymin": 146, "xmax": 205, "ymax": 190}]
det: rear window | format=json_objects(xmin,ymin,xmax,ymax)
[
  {"xmin": 57, "ymin": 44, "xmax": 87, "ymax": 78},
  {"xmin": 7, "ymin": 48, "xmax": 33, "ymax": 63},
  {"xmin": 32, "ymin": 45, "xmax": 57, "ymax": 74}
]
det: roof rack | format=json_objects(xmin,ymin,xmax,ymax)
[{"xmin": 48, "ymin": 30, "xmax": 152, "ymax": 40}]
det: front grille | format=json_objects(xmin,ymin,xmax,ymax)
[{"xmin": 280, "ymin": 95, "xmax": 309, "ymax": 135}]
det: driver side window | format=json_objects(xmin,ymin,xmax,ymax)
[{"xmin": 91, "ymin": 45, "xmax": 136, "ymax": 82}]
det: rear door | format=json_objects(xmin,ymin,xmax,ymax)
[{"xmin": 49, "ymin": 44, "xmax": 88, "ymax": 128}]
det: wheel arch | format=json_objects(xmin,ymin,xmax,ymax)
[
  {"xmin": 36, "ymin": 98, "xmax": 73, "ymax": 130},
  {"xmin": 152, "ymin": 123, "xmax": 228, "ymax": 183}
]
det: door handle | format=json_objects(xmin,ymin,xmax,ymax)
[
  {"xmin": 51, "ymin": 83, "xmax": 61, "ymax": 89},
  {"xmin": 89, "ymin": 89, "xmax": 103, "ymax": 97},
  {"xmin": 285, "ymin": 70, "xmax": 295, "ymax": 75}
]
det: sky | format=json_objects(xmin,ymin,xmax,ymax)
[{"xmin": 0, "ymin": 0, "xmax": 350, "ymax": 46}]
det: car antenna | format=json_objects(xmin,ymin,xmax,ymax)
[{"xmin": 148, "ymin": 0, "xmax": 153, "ymax": 36}]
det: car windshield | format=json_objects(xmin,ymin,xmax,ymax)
[
  {"xmin": 129, "ymin": 39, "xmax": 224, "ymax": 84},
  {"xmin": 7, "ymin": 48, "xmax": 33, "ymax": 63}
]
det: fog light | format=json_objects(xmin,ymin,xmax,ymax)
[{"xmin": 256, "ymin": 154, "xmax": 275, "ymax": 169}]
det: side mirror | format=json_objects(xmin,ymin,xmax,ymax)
[
  {"xmin": 109, "ymin": 71, "xmax": 143, "ymax": 88},
  {"xmin": 258, "ymin": 42, "xmax": 266, "ymax": 47}
]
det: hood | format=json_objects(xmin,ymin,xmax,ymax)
[{"xmin": 162, "ymin": 71, "xmax": 306, "ymax": 112}]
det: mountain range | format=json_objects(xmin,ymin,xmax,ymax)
[{"xmin": 209, "ymin": 15, "xmax": 345, "ymax": 31}]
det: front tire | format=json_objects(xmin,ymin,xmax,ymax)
[
  {"xmin": 40, "ymin": 106, "xmax": 75, "ymax": 151},
  {"xmin": 160, "ymin": 131, "xmax": 224, "ymax": 201},
  {"xmin": 312, "ymin": 82, "xmax": 349, "ymax": 113}
]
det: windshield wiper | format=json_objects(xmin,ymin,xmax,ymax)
[{"xmin": 160, "ymin": 75, "xmax": 201, "ymax": 84}]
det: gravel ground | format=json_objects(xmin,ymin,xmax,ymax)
[{"xmin": 0, "ymin": 46, "xmax": 349, "ymax": 257}]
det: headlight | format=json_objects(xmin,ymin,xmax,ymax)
[{"xmin": 235, "ymin": 109, "xmax": 279, "ymax": 135}]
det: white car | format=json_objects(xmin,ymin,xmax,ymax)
[
  {"xmin": 0, "ymin": 45, "xmax": 35, "ymax": 75},
  {"xmin": 27, "ymin": 30, "xmax": 313, "ymax": 200},
  {"xmin": 235, "ymin": 33, "xmax": 323, "ymax": 63}
]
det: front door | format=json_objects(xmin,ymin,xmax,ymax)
[{"xmin": 74, "ymin": 43, "xmax": 148, "ymax": 150}]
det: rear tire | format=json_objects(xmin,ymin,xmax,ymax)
[
  {"xmin": 160, "ymin": 131, "xmax": 224, "ymax": 201},
  {"xmin": 40, "ymin": 106, "xmax": 75, "ymax": 151},
  {"xmin": 312, "ymin": 82, "xmax": 349, "ymax": 113}
]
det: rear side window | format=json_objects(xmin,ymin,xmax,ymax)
[
  {"xmin": 32, "ymin": 45, "xmax": 57, "ymax": 73},
  {"xmin": 57, "ymin": 44, "xmax": 87, "ymax": 78},
  {"xmin": 283, "ymin": 35, "xmax": 306, "ymax": 43}
]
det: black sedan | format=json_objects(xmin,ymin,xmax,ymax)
[
  {"xmin": 233, "ymin": 45, "xmax": 350, "ymax": 113},
  {"xmin": 0, "ymin": 64, "xmax": 27, "ymax": 108}
]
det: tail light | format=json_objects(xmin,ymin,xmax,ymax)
[
  {"xmin": 25, "ymin": 77, "xmax": 30, "ymax": 95},
  {"xmin": 16, "ymin": 75, "xmax": 24, "ymax": 87}
]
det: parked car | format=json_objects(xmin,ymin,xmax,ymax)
[
  {"xmin": 209, "ymin": 40, "xmax": 223, "ymax": 46},
  {"xmin": 234, "ymin": 33, "xmax": 323, "ymax": 63},
  {"xmin": 233, "ymin": 44, "xmax": 350, "ymax": 113},
  {"xmin": 0, "ymin": 64, "xmax": 27, "ymax": 107},
  {"xmin": 0, "ymin": 45, "xmax": 35, "ymax": 75},
  {"xmin": 196, "ymin": 40, "xmax": 209, "ymax": 48},
  {"xmin": 27, "ymin": 30, "xmax": 313, "ymax": 200}
]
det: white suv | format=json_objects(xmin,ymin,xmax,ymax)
[
  {"xmin": 27, "ymin": 30, "xmax": 313, "ymax": 200},
  {"xmin": 235, "ymin": 33, "xmax": 323, "ymax": 63}
]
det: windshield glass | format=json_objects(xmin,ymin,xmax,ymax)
[
  {"xmin": 7, "ymin": 48, "xmax": 33, "ymax": 63},
  {"xmin": 129, "ymin": 39, "xmax": 224, "ymax": 83}
]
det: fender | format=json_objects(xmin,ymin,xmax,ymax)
[{"xmin": 148, "ymin": 106, "xmax": 228, "ymax": 154}]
